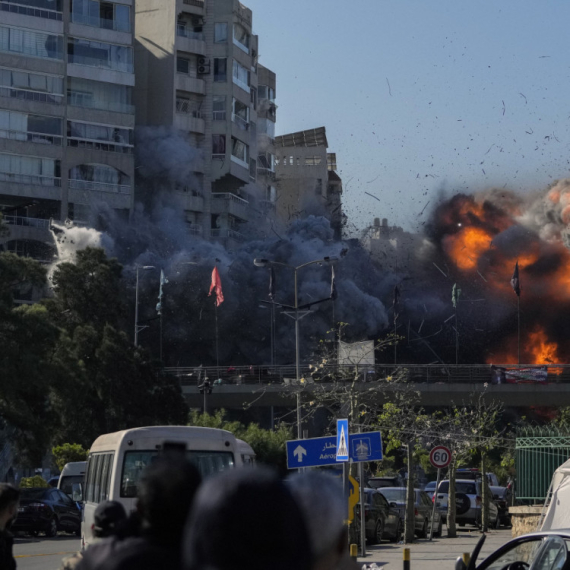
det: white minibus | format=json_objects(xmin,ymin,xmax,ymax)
[
  {"xmin": 81, "ymin": 426, "xmax": 242, "ymax": 547},
  {"xmin": 58, "ymin": 461, "xmax": 86, "ymax": 499},
  {"xmin": 237, "ymin": 439, "xmax": 256, "ymax": 465}
]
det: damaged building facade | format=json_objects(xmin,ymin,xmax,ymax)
[
  {"xmin": 0, "ymin": 0, "xmax": 342, "ymax": 258},
  {"xmin": 274, "ymin": 127, "xmax": 343, "ymax": 239},
  {"xmin": 0, "ymin": 0, "xmax": 135, "ymax": 258}
]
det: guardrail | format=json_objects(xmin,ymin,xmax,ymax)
[
  {"xmin": 69, "ymin": 179, "xmax": 131, "ymax": 194},
  {"xmin": 163, "ymin": 364, "xmax": 570, "ymax": 387},
  {"xmin": 4, "ymin": 215, "xmax": 50, "ymax": 228}
]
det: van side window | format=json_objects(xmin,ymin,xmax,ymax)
[{"xmin": 85, "ymin": 453, "xmax": 115, "ymax": 504}]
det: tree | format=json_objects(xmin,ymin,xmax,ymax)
[
  {"xmin": 46, "ymin": 248, "xmax": 188, "ymax": 447},
  {"xmin": 52, "ymin": 443, "xmax": 89, "ymax": 471},
  {"xmin": 188, "ymin": 410, "xmax": 292, "ymax": 472}
]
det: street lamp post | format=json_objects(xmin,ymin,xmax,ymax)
[
  {"xmin": 134, "ymin": 265, "xmax": 155, "ymax": 347},
  {"xmin": 254, "ymin": 257, "xmax": 338, "ymax": 439}
]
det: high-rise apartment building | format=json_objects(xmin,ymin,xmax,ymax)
[
  {"xmin": 135, "ymin": 0, "xmax": 277, "ymax": 247},
  {"xmin": 0, "ymin": 0, "xmax": 135, "ymax": 259},
  {"xmin": 274, "ymin": 127, "xmax": 343, "ymax": 239}
]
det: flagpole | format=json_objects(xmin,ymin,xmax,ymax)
[
  {"xmin": 215, "ymin": 302, "xmax": 219, "ymax": 370},
  {"xmin": 455, "ymin": 304, "xmax": 459, "ymax": 365},
  {"xmin": 517, "ymin": 296, "xmax": 520, "ymax": 366},
  {"xmin": 160, "ymin": 310, "xmax": 163, "ymax": 363}
]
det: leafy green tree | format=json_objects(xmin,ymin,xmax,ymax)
[
  {"xmin": 20, "ymin": 475, "xmax": 48, "ymax": 488},
  {"xmin": 46, "ymin": 248, "xmax": 188, "ymax": 447},
  {"xmin": 52, "ymin": 443, "xmax": 89, "ymax": 471},
  {"xmin": 188, "ymin": 410, "xmax": 291, "ymax": 471}
]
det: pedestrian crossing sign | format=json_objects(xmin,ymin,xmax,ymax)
[{"xmin": 336, "ymin": 419, "xmax": 349, "ymax": 462}]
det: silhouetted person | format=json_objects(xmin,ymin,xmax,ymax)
[
  {"xmin": 0, "ymin": 484, "xmax": 20, "ymax": 570},
  {"xmin": 61, "ymin": 501, "xmax": 128, "ymax": 570},
  {"xmin": 183, "ymin": 467, "xmax": 312, "ymax": 570},
  {"xmin": 77, "ymin": 455, "xmax": 201, "ymax": 570},
  {"xmin": 289, "ymin": 472, "xmax": 357, "ymax": 570}
]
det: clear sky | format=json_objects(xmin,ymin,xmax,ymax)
[{"xmin": 245, "ymin": 0, "xmax": 570, "ymax": 234}]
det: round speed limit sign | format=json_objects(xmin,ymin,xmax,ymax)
[{"xmin": 429, "ymin": 446, "xmax": 452, "ymax": 469}]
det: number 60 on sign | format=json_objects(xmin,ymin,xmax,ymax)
[{"xmin": 429, "ymin": 445, "xmax": 451, "ymax": 469}]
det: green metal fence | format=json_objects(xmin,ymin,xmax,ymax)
[{"xmin": 516, "ymin": 426, "xmax": 570, "ymax": 503}]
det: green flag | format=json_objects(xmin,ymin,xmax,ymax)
[{"xmin": 452, "ymin": 283, "xmax": 461, "ymax": 308}]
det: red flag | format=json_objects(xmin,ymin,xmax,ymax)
[{"xmin": 208, "ymin": 266, "xmax": 224, "ymax": 306}]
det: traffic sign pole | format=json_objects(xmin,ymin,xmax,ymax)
[
  {"xmin": 359, "ymin": 461, "xmax": 366, "ymax": 557},
  {"xmin": 428, "ymin": 445, "xmax": 451, "ymax": 541},
  {"xmin": 429, "ymin": 467, "xmax": 442, "ymax": 541}
]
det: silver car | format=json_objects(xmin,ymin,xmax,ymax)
[{"xmin": 435, "ymin": 479, "xmax": 499, "ymax": 528}]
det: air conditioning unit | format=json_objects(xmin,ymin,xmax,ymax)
[{"xmin": 197, "ymin": 57, "xmax": 210, "ymax": 75}]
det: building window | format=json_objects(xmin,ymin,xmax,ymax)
[
  {"xmin": 258, "ymin": 85, "xmax": 275, "ymax": 101},
  {"xmin": 67, "ymin": 77, "xmax": 134, "ymax": 114},
  {"xmin": 249, "ymin": 158, "xmax": 256, "ymax": 181},
  {"xmin": 214, "ymin": 58, "xmax": 227, "ymax": 82},
  {"xmin": 67, "ymin": 120, "xmax": 133, "ymax": 153},
  {"xmin": 0, "ymin": 152, "xmax": 61, "ymax": 186},
  {"xmin": 69, "ymin": 163, "xmax": 130, "ymax": 193},
  {"xmin": 257, "ymin": 152, "xmax": 274, "ymax": 172},
  {"xmin": 176, "ymin": 56, "xmax": 190, "ymax": 74},
  {"xmin": 213, "ymin": 95, "xmax": 226, "ymax": 120},
  {"xmin": 232, "ymin": 98, "xmax": 249, "ymax": 130},
  {"xmin": 233, "ymin": 23, "xmax": 249, "ymax": 53},
  {"xmin": 305, "ymin": 156, "xmax": 322, "ymax": 166},
  {"xmin": 0, "ymin": 26, "xmax": 63, "ymax": 60},
  {"xmin": 175, "ymin": 95, "xmax": 202, "ymax": 117},
  {"xmin": 214, "ymin": 23, "xmax": 227, "ymax": 43},
  {"xmin": 0, "ymin": 67, "xmax": 64, "ymax": 104},
  {"xmin": 0, "ymin": 110, "xmax": 62, "ymax": 145},
  {"xmin": 230, "ymin": 137, "xmax": 248, "ymax": 166},
  {"xmin": 68, "ymin": 38, "xmax": 133, "ymax": 73},
  {"xmin": 232, "ymin": 60, "xmax": 249, "ymax": 93},
  {"xmin": 71, "ymin": 0, "xmax": 131, "ymax": 32},
  {"xmin": 212, "ymin": 134, "xmax": 226, "ymax": 157},
  {"xmin": 250, "ymin": 86, "xmax": 257, "ymax": 111},
  {"xmin": 0, "ymin": 0, "xmax": 63, "ymax": 20}
]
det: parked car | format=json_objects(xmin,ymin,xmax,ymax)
[
  {"xmin": 354, "ymin": 488, "xmax": 402, "ymax": 544},
  {"xmin": 424, "ymin": 480, "xmax": 438, "ymax": 498},
  {"xmin": 490, "ymin": 485, "xmax": 512, "ymax": 527},
  {"xmin": 435, "ymin": 479, "xmax": 499, "ymax": 528},
  {"xmin": 457, "ymin": 531, "xmax": 570, "ymax": 570},
  {"xmin": 367, "ymin": 475, "xmax": 405, "ymax": 489},
  {"xmin": 378, "ymin": 487, "xmax": 442, "ymax": 538},
  {"xmin": 12, "ymin": 487, "xmax": 81, "ymax": 537},
  {"xmin": 455, "ymin": 468, "xmax": 500, "ymax": 487}
]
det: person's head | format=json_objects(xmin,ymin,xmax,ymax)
[
  {"xmin": 0, "ymin": 484, "xmax": 20, "ymax": 531},
  {"xmin": 136, "ymin": 455, "xmax": 201, "ymax": 545},
  {"xmin": 288, "ymin": 472, "xmax": 347, "ymax": 570},
  {"xmin": 93, "ymin": 500, "xmax": 127, "ymax": 538},
  {"xmin": 183, "ymin": 467, "xmax": 312, "ymax": 570}
]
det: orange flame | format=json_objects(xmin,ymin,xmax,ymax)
[
  {"xmin": 528, "ymin": 327, "xmax": 559, "ymax": 365},
  {"xmin": 443, "ymin": 227, "xmax": 493, "ymax": 270}
]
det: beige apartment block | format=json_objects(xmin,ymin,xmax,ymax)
[
  {"xmin": 274, "ymin": 126, "xmax": 343, "ymax": 239},
  {"xmin": 0, "ymin": 0, "xmax": 135, "ymax": 263},
  {"xmin": 135, "ymin": 0, "xmax": 278, "ymax": 247}
]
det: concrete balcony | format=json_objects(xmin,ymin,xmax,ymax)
[
  {"xmin": 2, "ymin": 215, "xmax": 53, "ymax": 243},
  {"xmin": 176, "ymin": 192, "xmax": 204, "ymax": 212},
  {"xmin": 210, "ymin": 228, "xmax": 246, "ymax": 243},
  {"xmin": 211, "ymin": 192, "xmax": 249, "ymax": 221},
  {"xmin": 68, "ymin": 179, "xmax": 131, "ymax": 209},
  {"xmin": 175, "ymin": 33, "xmax": 206, "ymax": 56},
  {"xmin": 177, "ymin": 0, "xmax": 204, "ymax": 16},
  {"xmin": 175, "ymin": 74, "xmax": 205, "ymax": 95},
  {"xmin": 174, "ymin": 112, "xmax": 205, "ymax": 135},
  {"xmin": 0, "ymin": 174, "xmax": 61, "ymax": 200}
]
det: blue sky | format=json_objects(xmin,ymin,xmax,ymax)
[{"xmin": 245, "ymin": 0, "xmax": 570, "ymax": 233}]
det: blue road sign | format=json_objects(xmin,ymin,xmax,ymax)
[
  {"xmin": 286, "ymin": 431, "xmax": 383, "ymax": 469},
  {"xmin": 336, "ymin": 419, "xmax": 349, "ymax": 462}
]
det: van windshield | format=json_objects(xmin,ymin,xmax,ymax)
[
  {"xmin": 60, "ymin": 475, "xmax": 84, "ymax": 498},
  {"xmin": 120, "ymin": 450, "xmax": 235, "ymax": 498}
]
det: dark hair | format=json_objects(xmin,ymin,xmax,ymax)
[
  {"xmin": 183, "ymin": 467, "xmax": 312, "ymax": 570},
  {"xmin": 93, "ymin": 500, "xmax": 127, "ymax": 538},
  {"xmin": 0, "ymin": 484, "xmax": 20, "ymax": 512},
  {"xmin": 137, "ymin": 455, "xmax": 201, "ymax": 545}
]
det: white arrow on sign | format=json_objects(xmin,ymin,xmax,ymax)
[{"xmin": 293, "ymin": 445, "xmax": 307, "ymax": 462}]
